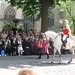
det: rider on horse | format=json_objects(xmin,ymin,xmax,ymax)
[
  {"xmin": 61, "ymin": 19, "xmax": 70, "ymax": 48},
  {"xmin": 60, "ymin": 19, "xmax": 75, "ymax": 48}
]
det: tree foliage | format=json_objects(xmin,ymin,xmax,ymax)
[
  {"xmin": 5, "ymin": 0, "xmax": 67, "ymax": 32},
  {"xmin": 5, "ymin": 0, "xmax": 56, "ymax": 19},
  {"xmin": 60, "ymin": 0, "xmax": 75, "ymax": 34}
]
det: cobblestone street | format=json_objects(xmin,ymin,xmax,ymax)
[{"xmin": 0, "ymin": 54, "xmax": 75, "ymax": 75}]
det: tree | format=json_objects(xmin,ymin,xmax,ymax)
[
  {"xmin": 60, "ymin": 0, "xmax": 75, "ymax": 34},
  {"xmin": 5, "ymin": 0, "xmax": 62, "ymax": 32}
]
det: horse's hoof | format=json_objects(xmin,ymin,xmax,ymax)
[
  {"xmin": 68, "ymin": 61, "xmax": 71, "ymax": 63},
  {"xmin": 58, "ymin": 62, "xmax": 61, "ymax": 64},
  {"xmin": 47, "ymin": 56, "xmax": 49, "ymax": 59},
  {"xmin": 59, "ymin": 61, "xmax": 62, "ymax": 64},
  {"xmin": 51, "ymin": 61, "xmax": 54, "ymax": 63},
  {"xmin": 37, "ymin": 57, "xmax": 41, "ymax": 59}
]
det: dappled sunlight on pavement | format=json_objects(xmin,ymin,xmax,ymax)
[
  {"xmin": 0, "ymin": 67, "xmax": 47, "ymax": 75},
  {"xmin": 0, "ymin": 55, "xmax": 75, "ymax": 75},
  {"xmin": 0, "ymin": 68, "xmax": 18, "ymax": 75}
]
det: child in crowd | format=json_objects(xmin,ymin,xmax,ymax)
[
  {"xmin": 11, "ymin": 37, "xmax": 17, "ymax": 56},
  {"xmin": 17, "ymin": 37, "xmax": 24, "ymax": 56}
]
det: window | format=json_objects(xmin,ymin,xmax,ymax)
[
  {"xmin": 48, "ymin": 8, "xmax": 54, "ymax": 27},
  {"xmin": 5, "ymin": 7, "xmax": 15, "ymax": 19},
  {"xmin": 24, "ymin": 16, "xmax": 34, "ymax": 31},
  {"xmin": 48, "ymin": 15, "xmax": 54, "ymax": 27}
]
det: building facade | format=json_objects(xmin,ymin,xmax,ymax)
[{"xmin": 0, "ymin": 0, "xmax": 64, "ymax": 32}]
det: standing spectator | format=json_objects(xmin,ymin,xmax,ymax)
[
  {"xmin": 16, "ymin": 33, "xmax": 21, "ymax": 40},
  {"xmin": 17, "ymin": 37, "xmax": 24, "ymax": 56},
  {"xmin": 30, "ymin": 33, "xmax": 35, "ymax": 39},
  {"xmin": 0, "ymin": 37, "xmax": 5, "ymax": 55},
  {"xmin": 30, "ymin": 29, "xmax": 33, "ymax": 36},
  {"xmin": 5, "ymin": 37, "xmax": 12, "ymax": 56},
  {"xmin": 11, "ymin": 37, "xmax": 18, "ymax": 56},
  {"xmin": 37, "ymin": 38, "xmax": 45, "ymax": 59},
  {"xmin": 22, "ymin": 37, "xmax": 31, "ymax": 55},
  {"xmin": 6, "ymin": 30, "xmax": 12, "ymax": 38},
  {"xmin": 21, "ymin": 31, "xmax": 27, "ymax": 40},
  {"xmin": 12, "ymin": 26, "xmax": 17, "ymax": 35},
  {"xmin": 9, "ymin": 30, "xmax": 15, "ymax": 40},
  {"xmin": 35, "ymin": 39, "xmax": 40, "ymax": 55},
  {"xmin": 30, "ymin": 37, "xmax": 36, "ymax": 55},
  {"xmin": 34, "ymin": 29, "xmax": 38, "ymax": 37},
  {"xmin": 42, "ymin": 40, "xmax": 49, "ymax": 59},
  {"xmin": 27, "ymin": 33, "xmax": 31, "ymax": 40},
  {"xmin": 7, "ymin": 25, "xmax": 11, "ymax": 33},
  {"xmin": 39, "ymin": 31, "xmax": 43, "ymax": 39},
  {"xmin": 1, "ymin": 31, "xmax": 7, "ymax": 40},
  {"xmin": 18, "ymin": 26, "xmax": 23, "ymax": 33},
  {"xmin": 6, "ymin": 25, "xmax": 11, "ymax": 36}
]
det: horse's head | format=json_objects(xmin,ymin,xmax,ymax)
[
  {"xmin": 41, "ymin": 33, "xmax": 47, "ymax": 40},
  {"xmin": 41, "ymin": 31, "xmax": 58, "ymax": 44},
  {"xmin": 44, "ymin": 31, "xmax": 58, "ymax": 40}
]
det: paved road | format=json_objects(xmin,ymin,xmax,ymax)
[{"xmin": 0, "ymin": 54, "xmax": 75, "ymax": 75}]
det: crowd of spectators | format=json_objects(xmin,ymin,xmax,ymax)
[
  {"xmin": 0, "ymin": 25, "xmax": 53, "ymax": 56},
  {"xmin": 0, "ymin": 25, "xmax": 69, "ymax": 56}
]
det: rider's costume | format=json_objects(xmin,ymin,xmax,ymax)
[
  {"xmin": 61, "ymin": 24, "xmax": 69, "ymax": 48},
  {"xmin": 61, "ymin": 24, "xmax": 75, "ymax": 48},
  {"xmin": 65, "ymin": 24, "xmax": 75, "ymax": 40},
  {"xmin": 62, "ymin": 27, "xmax": 69, "ymax": 36}
]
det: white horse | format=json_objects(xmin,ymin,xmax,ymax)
[
  {"xmin": 44, "ymin": 30, "xmax": 75, "ymax": 63},
  {"xmin": 44, "ymin": 31, "xmax": 58, "ymax": 41}
]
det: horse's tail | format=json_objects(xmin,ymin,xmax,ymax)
[
  {"xmin": 66, "ymin": 24, "xmax": 75, "ymax": 40},
  {"xmin": 69, "ymin": 33, "xmax": 75, "ymax": 40},
  {"xmin": 69, "ymin": 29, "xmax": 75, "ymax": 40}
]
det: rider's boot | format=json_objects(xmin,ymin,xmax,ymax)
[
  {"xmin": 63, "ymin": 41, "xmax": 66, "ymax": 49},
  {"xmin": 37, "ymin": 53, "xmax": 41, "ymax": 59}
]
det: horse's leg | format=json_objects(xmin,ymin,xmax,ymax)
[
  {"xmin": 58, "ymin": 48, "xmax": 62, "ymax": 63},
  {"xmin": 68, "ymin": 47, "xmax": 74, "ymax": 63},
  {"xmin": 51, "ymin": 48, "xmax": 57, "ymax": 63}
]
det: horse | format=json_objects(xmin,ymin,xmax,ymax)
[{"xmin": 43, "ymin": 30, "xmax": 75, "ymax": 63}]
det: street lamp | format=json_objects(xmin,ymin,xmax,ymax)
[{"xmin": 13, "ymin": 19, "xmax": 19, "ymax": 26}]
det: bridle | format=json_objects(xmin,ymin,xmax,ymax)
[{"xmin": 43, "ymin": 33, "xmax": 60, "ymax": 42}]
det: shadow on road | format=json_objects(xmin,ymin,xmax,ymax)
[{"xmin": 0, "ymin": 55, "xmax": 75, "ymax": 69}]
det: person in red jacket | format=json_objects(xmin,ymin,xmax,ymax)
[
  {"xmin": 35, "ymin": 40, "xmax": 39, "ymax": 50},
  {"xmin": 37, "ymin": 38, "xmax": 50, "ymax": 59},
  {"xmin": 35, "ymin": 39, "xmax": 39, "ymax": 54},
  {"xmin": 42, "ymin": 40, "xmax": 49, "ymax": 59},
  {"xmin": 37, "ymin": 38, "xmax": 45, "ymax": 59},
  {"xmin": 61, "ymin": 19, "xmax": 69, "ymax": 48}
]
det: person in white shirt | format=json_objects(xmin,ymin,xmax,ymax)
[{"xmin": 17, "ymin": 37, "xmax": 24, "ymax": 56}]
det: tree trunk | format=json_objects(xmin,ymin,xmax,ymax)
[{"xmin": 41, "ymin": 0, "xmax": 48, "ymax": 32}]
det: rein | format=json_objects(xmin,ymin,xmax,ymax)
[
  {"xmin": 44, "ymin": 33, "xmax": 60, "ymax": 42},
  {"xmin": 53, "ymin": 34, "xmax": 61, "ymax": 41}
]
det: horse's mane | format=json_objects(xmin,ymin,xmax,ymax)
[
  {"xmin": 43, "ymin": 30, "xmax": 58, "ymax": 40},
  {"xmin": 45, "ymin": 30, "xmax": 58, "ymax": 35}
]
